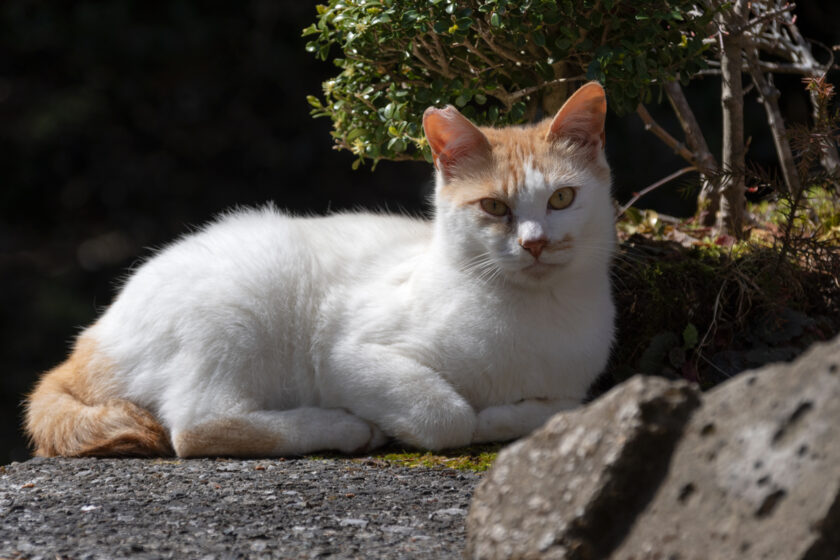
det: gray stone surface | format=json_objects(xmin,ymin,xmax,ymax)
[
  {"xmin": 465, "ymin": 376, "xmax": 701, "ymax": 559},
  {"xmin": 612, "ymin": 335, "xmax": 840, "ymax": 560},
  {"xmin": 465, "ymin": 336, "xmax": 840, "ymax": 560},
  {"xmin": 0, "ymin": 457, "xmax": 480, "ymax": 559}
]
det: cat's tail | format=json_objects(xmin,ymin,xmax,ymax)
[{"xmin": 24, "ymin": 337, "xmax": 173, "ymax": 457}]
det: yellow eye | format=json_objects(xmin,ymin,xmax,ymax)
[
  {"xmin": 479, "ymin": 198, "xmax": 510, "ymax": 217},
  {"xmin": 548, "ymin": 187, "xmax": 576, "ymax": 210}
]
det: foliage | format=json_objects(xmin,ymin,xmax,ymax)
[
  {"xmin": 303, "ymin": 0, "xmax": 711, "ymax": 166},
  {"xmin": 599, "ymin": 237, "xmax": 837, "ymax": 394}
]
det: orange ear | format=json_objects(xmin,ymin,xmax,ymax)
[
  {"xmin": 423, "ymin": 105, "xmax": 491, "ymax": 180},
  {"xmin": 546, "ymin": 82, "xmax": 607, "ymax": 149}
]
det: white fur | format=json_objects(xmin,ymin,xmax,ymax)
[{"xmin": 87, "ymin": 155, "xmax": 615, "ymax": 455}]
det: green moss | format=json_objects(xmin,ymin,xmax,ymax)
[
  {"xmin": 302, "ymin": 443, "xmax": 502, "ymax": 472},
  {"xmin": 371, "ymin": 444, "xmax": 502, "ymax": 472}
]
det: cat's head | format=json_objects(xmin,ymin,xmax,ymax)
[{"xmin": 423, "ymin": 82, "xmax": 615, "ymax": 288}]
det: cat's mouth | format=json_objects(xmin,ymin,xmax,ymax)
[{"xmin": 520, "ymin": 260, "xmax": 563, "ymax": 278}]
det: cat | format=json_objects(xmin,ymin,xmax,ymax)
[{"xmin": 25, "ymin": 81, "xmax": 616, "ymax": 458}]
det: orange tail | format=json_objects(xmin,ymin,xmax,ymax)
[{"xmin": 25, "ymin": 338, "xmax": 173, "ymax": 457}]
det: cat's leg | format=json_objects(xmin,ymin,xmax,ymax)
[
  {"xmin": 325, "ymin": 346, "xmax": 478, "ymax": 451},
  {"xmin": 472, "ymin": 397, "xmax": 581, "ymax": 444},
  {"xmin": 171, "ymin": 407, "xmax": 387, "ymax": 458}
]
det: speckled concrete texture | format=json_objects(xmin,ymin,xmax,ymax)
[{"xmin": 0, "ymin": 457, "xmax": 480, "ymax": 559}]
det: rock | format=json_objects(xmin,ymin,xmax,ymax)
[
  {"xmin": 613, "ymin": 335, "xmax": 840, "ymax": 560},
  {"xmin": 465, "ymin": 376, "xmax": 701, "ymax": 559},
  {"xmin": 465, "ymin": 336, "xmax": 840, "ymax": 560}
]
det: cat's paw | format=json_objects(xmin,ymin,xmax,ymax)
[
  {"xmin": 391, "ymin": 399, "xmax": 477, "ymax": 451},
  {"xmin": 333, "ymin": 413, "xmax": 388, "ymax": 455},
  {"xmin": 349, "ymin": 421, "xmax": 388, "ymax": 455}
]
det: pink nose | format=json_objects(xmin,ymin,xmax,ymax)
[{"xmin": 520, "ymin": 238, "xmax": 548, "ymax": 259}]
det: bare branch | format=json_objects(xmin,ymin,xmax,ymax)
[
  {"xmin": 696, "ymin": 60, "xmax": 824, "ymax": 76},
  {"xmin": 508, "ymin": 75, "xmax": 587, "ymax": 103},
  {"xmin": 411, "ymin": 41, "xmax": 453, "ymax": 79},
  {"xmin": 635, "ymin": 104, "xmax": 698, "ymax": 165},
  {"xmin": 745, "ymin": 47, "xmax": 803, "ymax": 195},
  {"xmin": 664, "ymin": 81, "xmax": 722, "ymax": 225},
  {"xmin": 617, "ymin": 166, "xmax": 698, "ymax": 217},
  {"xmin": 732, "ymin": 2, "xmax": 796, "ymax": 36}
]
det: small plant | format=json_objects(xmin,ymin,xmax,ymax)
[{"xmin": 303, "ymin": 0, "xmax": 710, "ymax": 167}]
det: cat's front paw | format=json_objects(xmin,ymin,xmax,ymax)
[
  {"xmin": 334, "ymin": 413, "xmax": 388, "ymax": 455},
  {"xmin": 391, "ymin": 399, "xmax": 477, "ymax": 451}
]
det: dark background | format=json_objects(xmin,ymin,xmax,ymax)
[{"xmin": 2, "ymin": 1, "xmax": 838, "ymax": 464}]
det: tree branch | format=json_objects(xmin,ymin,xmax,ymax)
[
  {"xmin": 635, "ymin": 104, "xmax": 698, "ymax": 165},
  {"xmin": 411, "ymin": 40, "xmax": 453, "ymax": 79},
  {"xmin": 508, "ymin": 75, "xmax": 587, "ymax": 103},
  {"xmin": 664, "ymin": 81, "xmax": 722, "ymax": 225},
  {"xmin": 745, "ymin": 47, "xmax": 803, "ymax": 196},
  {"xmin": 714, "ymin": 0, "xmax": 750, "ymax": 237},
  {"xmin": 731, "ymin": 2, "xmax": 796, "ymax": 36},
  {"xmin": 617, "ymin": 166, "xmax": 698, "ymax": 217}
]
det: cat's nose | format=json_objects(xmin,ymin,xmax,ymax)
[{"xmin": 519, "ymin": 238, "xmax": 548, "ymax": 259}]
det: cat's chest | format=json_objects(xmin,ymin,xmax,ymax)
[{"xmin": 421, "ymin": 291, "xmax": 596, "ymax": 405}]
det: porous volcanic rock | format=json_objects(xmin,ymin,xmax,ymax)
[
  {"xmin": 465, "ymin": 336, "xmax": 840, "ymax": 560},
  {"xmin": 465, "ymin": 376, "xmax": 701, "ymax": 559}
]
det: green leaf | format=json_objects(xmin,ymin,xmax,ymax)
[
  {"xmin": 490, "ymin": 12, "xmax": 501, "ymax": 27},
  {"xmin": 346, "ymin": 128, "xmax": 366, "ymax": 141},
  {"xmin": 638, "ymin": 332, "xmax": 679, "ymax": 376},
  {"xmin": 683, "ymin": 323, "xmax": 699, "ymax": 349},
  {"xmin": 306, "ymin": 95, "xmax": 323, "ymax": 108},
  {"xmin": 387, "ymin": 137, "xmax": 407, "ymax": 152}
]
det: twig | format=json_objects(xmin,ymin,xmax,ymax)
[
  {"xmin": 636, "ymin": 104, "xmax": 698, "ymax": 165},
  {"xmin": 617, "ymin": 166, "xmax": 698, "ymax": 217},
  {"xmin": 695, "ymin": 280, "xmax": 728, "ymax": 374},
  {"xmin": 745, "ymin": 47, "xmax": 802, "ymax": 196},
  {"xmin": 732, "ymin": 2, "xmax": 796, "ymax": 36},
  {"xmin": 696, "ymin": 60, "xmax": 822, "ymax": 76},
  {"xmin": 507, "ymin": 75, "xmax": 587, "ymax": 102},
  {"xmin": 414, "ymin": 37, "xmax": 455, "ymax": 79},
  {"xmin": 664, "ymin": 81, "xmax": 722, "ymax": 225},
  {"xmin": 474, "ymin": 25, "xmax": 531, "ymax": 65}
]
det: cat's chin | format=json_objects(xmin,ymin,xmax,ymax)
[{"xmin": 515, "ymin": 261, "xmax": 566, "ymax": 284}]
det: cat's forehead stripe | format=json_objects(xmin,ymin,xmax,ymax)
[{"xmin": 523, "ymin": 160, "xmax": 547, "ymax": 192}]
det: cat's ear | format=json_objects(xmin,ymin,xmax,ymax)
[
  {"xmin": 423, "ymin": 105, "xmax": 492, "ymax": 181},
  {"xmin": 546, "ymin": 82, "xmax": 607, "ymax": 149}
]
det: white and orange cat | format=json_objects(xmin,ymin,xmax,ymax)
[{"xmin": 26, "ymin": 82, "xmax": 615, "ymax": 458}]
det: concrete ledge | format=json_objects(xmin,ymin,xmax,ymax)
[{"xmin": 0, "ymin": 457, "xmax": 479, "ymax": 559}]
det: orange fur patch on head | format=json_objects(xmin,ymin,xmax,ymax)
[
  {"xmin": 439, "ymin": 121, "xmax": 603, "ymax": 207},
  {"xmin": 173, "ymin": 418, "xmax": 281, "ymax": 458},
  {"xmin": 434, "ymin": 82, "xmax": 609, "ymax": 209},
  {"xmin": 25, "ymin": 335, "xmax": 172, "ymax": 457}
]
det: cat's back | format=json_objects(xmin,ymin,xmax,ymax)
[
  {"xmin": 90, "ymin": 207, "xmax": 431, "ymax": 402},
  {"xmin": 96, "ymin": 207, "xmax": 432, "ymax": 337}
]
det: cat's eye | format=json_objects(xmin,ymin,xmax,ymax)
[
  {"xmin": 548, "ymin": 187, "xmax": 576, "ymax": 210},
  {"xmin": 479, "ymin": 198, "xmax": 510, "ymax": 217}
]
